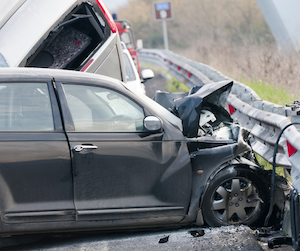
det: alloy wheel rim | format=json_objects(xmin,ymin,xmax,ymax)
[{"xmin": 211, "ymin": 178, "xmax": 261, "ymax": 224}]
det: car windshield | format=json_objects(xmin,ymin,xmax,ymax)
[{"xmin": 123, "ymin": 53, "xmax": 136, "ymax": 81}]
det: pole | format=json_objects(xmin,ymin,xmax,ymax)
[{"xmin": 162, "ymin": 20, "xmax": 169, "ymax": 50}]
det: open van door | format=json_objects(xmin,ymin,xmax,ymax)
[{"xmin": 0, "ymin": 0, "xmax": 127, "ymax": 82}]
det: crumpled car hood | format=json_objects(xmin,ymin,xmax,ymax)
[{"xmin": 174, "ymin": 80, "xmax": 233, "ymax": 138}]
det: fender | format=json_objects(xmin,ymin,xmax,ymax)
[
  {"xmin": 180, "ymin": 143, "xmax": 238, "ymax": 224},
  {"xmin": 207, "ymin": 157, "xmax": 261, "ymax": 185},
  {"xmin": 199, "ymin": 157, "xmax": 262, "ymax": 225},
  {"xmin": 180, "ymin": 148, "xmax": 260, "ymax": 226}
]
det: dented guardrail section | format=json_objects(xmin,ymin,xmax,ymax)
[{"xmin": 138, "ymin": 49, "xmax": 300, "ymax": 180}]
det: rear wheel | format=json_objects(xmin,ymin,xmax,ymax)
[{"xmin": 202, "ymin": 166, "xmax": 269, "ymax": 227}]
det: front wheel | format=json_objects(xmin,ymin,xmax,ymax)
[{"xmin": 202, "ymin": 165, "xmax": 269, "ymax": 227}]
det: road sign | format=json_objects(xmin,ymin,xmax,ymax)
[{"xmin": 153, "ymin": 1, "xmax": 173, "ymax": 21}]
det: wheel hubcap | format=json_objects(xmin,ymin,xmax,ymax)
[{"xmin": 211, "ymin": 178, "xmax": 261, "ymax": 224}]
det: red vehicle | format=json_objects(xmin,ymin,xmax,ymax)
[{"xmin": 114, "ymin": 19, "xmax": 141, "ymax": 76}]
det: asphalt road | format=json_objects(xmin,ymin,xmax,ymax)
[
  {"xmin": 144, "ymin": 71, "xmax": 169, "ymax": 98},
  {"xmin": 2, "ymin": 226, "xmax": 264, "ymax": 251}
]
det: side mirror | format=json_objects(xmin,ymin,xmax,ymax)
[
  {"xmin": 136, "ymin": 39, "xmax": 143, "ymax": 50},
  {"xmin": 141, "ymin": 69, "xmax": 154, "ymax": 83},
  {"xmin": 144, "ymin": 116, "xmax": 162, "ymax": 131}
]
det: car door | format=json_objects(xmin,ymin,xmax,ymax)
[
  {"xmin": 0, "ymin": 80, "xmax": 75, "ymax": 224},
  {"xmin": 56, "ymin": 81, "xmax": 191, "ymax": 225}
]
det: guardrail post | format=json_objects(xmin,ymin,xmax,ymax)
[{"xmin": 286, "ymin": 103, "xmax": 300, "ymax": 130}]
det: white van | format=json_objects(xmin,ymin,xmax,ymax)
[
  {"xmin": 121, "ymin": 42, "xmax": 154, "ymax": 95},
  {"xmin": 0, "ymin": 0, "xmax": 127, "ymax": 82}
]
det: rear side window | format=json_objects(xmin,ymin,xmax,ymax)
[
  {"xmin": 26, "ymin": 2, "xmax": 110, "ymax": 70},
  {"xmin": 0, "ymin": 83, "xmax": 54, "ymax": 131}
]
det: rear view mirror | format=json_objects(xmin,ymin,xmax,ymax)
[
  {"xmin": 141, "ymin": 69, "xmax": 154, "ymax": 83},
  {"xmin": 107, "ymin": 93, "xmax": 119, "ymax": 100},
  {"xmin": 136, "ymin": 39, "xmax": 143, "ymax": 50},
  {"xmin": 144, "ymin": 116, "xmax": 162, "ymax": 131}
]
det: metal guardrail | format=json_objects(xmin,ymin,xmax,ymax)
[{"xmin": 138, "ymin": 49, "xmax": 300, "ymax": 187}]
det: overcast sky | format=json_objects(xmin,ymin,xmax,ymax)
[
  {"xmin": 0, "ymin": 0, "xmax": 127, "ymax": 15},
  {"xmin": 103, "ymin": 0, "xmax": 128, "ymax": 12}
]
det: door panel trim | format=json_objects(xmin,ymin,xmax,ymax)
[
  {"xmin": 76, "ymin": 207, "xmax": 185, "ymax": 221},
  {"xmin": 5, "ymin": 210, "xmax": 75, "ymax": 218},
  {"xmin": 77, "ymin": 206, "xmax": 184, "ymax": 216},
  {"xmin": 3, "ymin": 210, "xmax": 76, "ymax": 223}
]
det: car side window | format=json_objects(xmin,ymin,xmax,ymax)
[
  {"xmin": 63, "ymin": 84, "xmax": 145, "ymax": 132},
  {"xmin": 0, "ymin": 83, "xmax": 54, "ymax": 131},
  {"xmin": 123, "ymin": 52, "xmax": 136, "ymax": 81}
]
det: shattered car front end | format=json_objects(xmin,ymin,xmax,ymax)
[
  {"xmin": 154, "ymin": 81, "xmax": 252, "ymax": 163},
  {"xmin": 154, "ymin": 81, "xmax": 288, "ymax": 227}
]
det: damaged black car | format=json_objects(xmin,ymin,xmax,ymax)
[{"xmin": 0, "ymin": 67, "xmax": 284, "ymax": 237}]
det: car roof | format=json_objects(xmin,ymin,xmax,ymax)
[
  {"xmin": 0, "ymin": 67, "xmax": 124, "ymax": 87},
  {"xmin": 0, "ymin": 67, "xmax": 183, "ymax": 131},
  {"xmin": 0, "ymin": 0, "xmax": 91, "ymax": 67}
]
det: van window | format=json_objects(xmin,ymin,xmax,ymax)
[{"xmin": 25, "ymin": 2, "xmax": 110, "ymax": 70}]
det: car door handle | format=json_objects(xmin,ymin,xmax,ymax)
[{"xmin": 73, "ymin": 145, "xmax": 98, "ymax": 152}]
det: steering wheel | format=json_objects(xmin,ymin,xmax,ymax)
[{"xmin": 105, "ymin": 115, "xmax": 135, "ymax": 131}]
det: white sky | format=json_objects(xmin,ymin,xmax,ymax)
[
  {"xmin": 0, "ymin": 0, "xmax": 127, "ymax": 14},
  {"xmin": 103, "ymin": 0, "xmax": 128, "ymax": 12}
]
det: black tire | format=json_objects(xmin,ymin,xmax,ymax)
[{"xmin": 202, "ymin": 165, "xmax": 269, "ymax": 227}]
